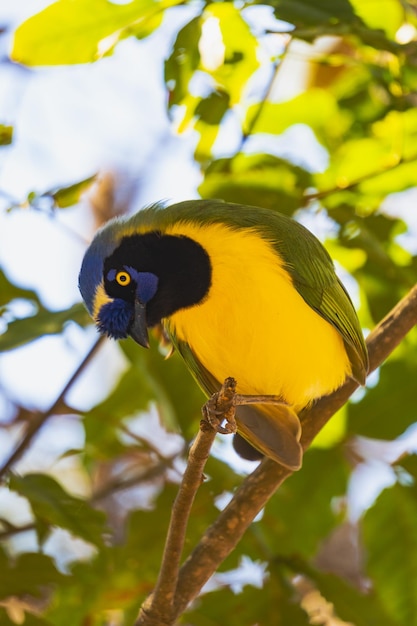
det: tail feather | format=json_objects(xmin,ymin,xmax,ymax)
[{"xmin": 235, "ymin": 403, "xmax": 303, "ymax": 470}]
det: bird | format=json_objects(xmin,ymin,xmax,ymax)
[{"xmin": 78, "ymin": 199, "xmax": 368, "ymax": 470}]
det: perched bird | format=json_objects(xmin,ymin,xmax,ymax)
[{"xmin": 79, "ymin": 200, "xmax": 368, "ymax": 470}]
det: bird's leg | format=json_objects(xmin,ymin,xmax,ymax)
[{"xmin": 203, "ymin": 377, "xmax": 237, "ymax": 435}]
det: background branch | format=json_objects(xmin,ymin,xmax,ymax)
[{"xmin": 0, "ymin": 336, "xmax": 105, "ymax": 480}]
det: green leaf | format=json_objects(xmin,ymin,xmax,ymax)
[
  {"xmin": 245, "ymin": 89, "xmax": 350, "ymax": 148},
  {"xmin": 348, "ymin": 355, "xmax": 417, "ymax": 439},
  {"xmin": 199, "ymin": 153, "xmax": 312, "ymax": 215},
  {"xmin": 250, "ymin": 448, "xmax": 349, "ymax": 560},
  {"xmin": 83, "ymin": 357, "xmax": 156, "ymax": 459},
  {"xmin": 0, "ymin": 303, "xmax": 91, "ymax": 352},
  {"xmin": 363, "ymin": 483, "xmax": 417, "ymax": 625},
  {"xmin": 121, "ymin": 334, "xmax": 205, "ymax": 437},
  {"xmin": 202, "ymin": 3, "xmax": 260, "ymax": 106},
  {"xmin": 349, "ymin": 0, "xmax": 403, "ymax": 39},
  {"xmin": 48, "ymin": 175, "xmax": 97, "ymax": 208},
  {"xmin": 185, "ymin": 571, "xmax": 310, "ymax": 625},
  {"xmin": 0, "ymin": 549, "xmax": 66, "ymax": 600},
  {"xmin": 312, "ymin": 405, "xmax": 348, "ymax": 448},
  {"xmin": 165, "ymin": 16, "xmax": 202, "ymax": 109},
  {"xmin": 316, "ymin": 137, "xmax": 392, "ymax": 191},
  {"xmin": 309, "ymin": 569, "xmax": 400, "ymax": 626},
  {"xmin": 397, "ymin": 454, "xmax": 417, "ymax": 498},
  {"xmin": 194, "ymin": 91, "xmax": 231, "ymax": 162},
  {"xmin": 166, "ymin": 5, "xmax": 259, "ymax": 159},
  {"xmin": 11, "ymin": 0, "xmax": 181, "ymax": 66},
  {"xmin": 267, "ymin": 0, "xmax": 360, "ymax": 27},
  {"xmin": 0, "ymin": 124, "xmax": 13, "ymax": 145},
  {"xmin": 46, "ymin": 486, "xmax": 182, "ymax": 622},
  {"xmin": 9, "ymin": 473, "xmax": 107, "ymax": 548},
  {"xmin": 266, "ymin": 0, "xmax": 398, "ymax": 51},
  {"xmin": 0, "ymin": 269, "xmax": 41, "ymax": 308}
]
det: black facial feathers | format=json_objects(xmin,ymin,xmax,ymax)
[{"xmin": 103, "ymin": 232, "xmax": 212, "ymax": 326}]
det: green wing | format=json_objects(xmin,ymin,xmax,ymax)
[{"xmin": 272, "ymin": 227, "xmax": 369, "ymax": 385}]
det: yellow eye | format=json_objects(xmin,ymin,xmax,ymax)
[{"xmin": 116, "ymin": 271, "xmax": 131, "ymax": 286}]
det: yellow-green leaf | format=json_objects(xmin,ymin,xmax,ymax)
[
  {"xmin": 0, "ymin": 124, "xmax": 13, "ymax": 145},
  {"xmin": 51, "ymin": 175, "xmax": 97, "ymax": 208},
  {"xmin": 245, "ymin": 89, "xmax": 350, "ymax": 146},
  {"xmin": 202, "ymin": 3, "xmax": 260, "ymax": 105},
  {"xmin": 11, "ymin": 0, "xmax": 180, "ymax": 66},
  {"xmin": 349, "ymin": 0, "xmax": 404, "ymax": 39}
]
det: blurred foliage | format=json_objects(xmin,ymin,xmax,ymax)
[
  {"xmin": 1, "ymin": 0, "xmax": 417, "ymax": 624},
  {"xmin": 0, "ymin": 124, "xmax": 13, "ymax": 145}
]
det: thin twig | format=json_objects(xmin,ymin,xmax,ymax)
[
  {"xmin": 0, "ymin": 521, "xmax": 35, "ymax": 540},
  {"xmin": 169, "ymin": 283, "xmax": 417, "ymax": 619},
  {"xmin": 302, "ymin": 154, "xmax": 417, "ymax": 205},
  {"xmin": 237, "ymin": 36, "xmax": 292, "ymax": 153},
  {"xmin": 136, "ymin": 379, "xmax": 236, "ymax": 626},
  {"xmin": 0, "ymin": 336, "xmax": 105, "ymax": 480}
]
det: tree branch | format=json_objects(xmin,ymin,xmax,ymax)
[
  {"xmin": 302, "ymin": 154, "xmax": 417, "ymax": 204},
  {"xmin": 136, "ymin": 379, "xmax": 236, "ymax": 626},
  {"xmin": 170, "ymin": 282, "xmax": 417, "ymax": 619},
  {"xmin": 0, "ymin": 336, "xmax": 105, "ymax": 481}
]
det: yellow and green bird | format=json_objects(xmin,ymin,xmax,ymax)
[{"xmin": 78, "ymin": 200, "xmax": 368, "ymax": 470}]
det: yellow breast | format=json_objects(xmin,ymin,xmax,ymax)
[{"xmin": 165, "ymin": 220, "xmax": 351, "ymax": 409}]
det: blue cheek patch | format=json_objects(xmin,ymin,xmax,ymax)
[
  {"xmin": 120, "ymin": 266, "xmax": 158, "ymax": 304},
  {"xmin": 135, "ymin": 271, "xmax": 158, "ymax": 304},
  {"xmin": 106, "ymin": 267, "xmax": 158, "ymax": 304},
  {"xmin": 107, "ymin": 269, "xmax": 117, "ymax": 282},
  {"xmin": 96, "ymin": 299, "xmax": 133, "ymax": 339}
]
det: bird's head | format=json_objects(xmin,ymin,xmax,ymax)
[
  {"xmin": 78, "ymin": 221, "xmax": 158, "ymax": 347},
  {"xmin": 78, "ymin": 216, "xmax": 211, "ymax": 347}
]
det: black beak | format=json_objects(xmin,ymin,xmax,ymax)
[{"xmin": 128, "ymin": 299, "xmax": 149, "ymax": 348}]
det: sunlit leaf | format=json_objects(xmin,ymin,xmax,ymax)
[
  {"xmin": 349, "ymin": 0, "xmax": 404, "ymax": 40},
  {"xmin": 202, "ymin": 3, "xmax": 260, "ymax": 106},
  {"xmin": 245, "ymin": 89, "xmax": 350, "ymax": 148},
  {"xmin": 312, "ymin": 405, "xmax": 348, "ymax": 448},
  {"xmin": 165, "ymin": 16, "xmax": 202, "ymax": 109},
  {"xmin": 0, "ymin": 124, "xmax": 13, "ymax": 145},
  {"xmin": 9, "ymin": 473, "xmax": 107, "ymax": 548},
  {"xmin": 11, "ymin": 0, "xmax": 182, "ymax": 66},
  {"xmin": 315, "ymin": 137, "xmax": 391, "ymax": 191},
  {"xmin": 49, "ymin": 175, "xmax": 97, "ymax": 208}
]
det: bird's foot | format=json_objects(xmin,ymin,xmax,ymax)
[{"xmin": 203, "ymin": 377, "xmax": 237, "ymax": 435}]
